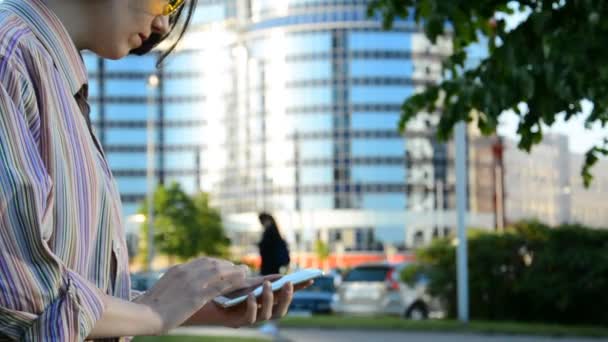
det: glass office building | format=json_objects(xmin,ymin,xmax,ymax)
[{"xmin": 88, "ymin": 0, "xmax": 493, "ymax": 253}]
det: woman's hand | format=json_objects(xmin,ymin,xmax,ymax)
[
  {"xmin": 183, "ymin": 275, "xmax": 314, "ymax": 328},
  {"xmin": 133, "ymin": 257, "xmax": 250, "ymax": 335}
]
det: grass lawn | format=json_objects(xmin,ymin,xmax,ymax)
[
  {"xmin": 279, "ymin": 315, "xmax": 608, "ymax": 338},
  {"xmin": 133, "ymin": 336, "xmax": 266, "ymax": 342}
]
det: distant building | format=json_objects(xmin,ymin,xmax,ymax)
[
  {"xmin": 503, "ymin": 134, "xmax": 570, "ymax": 226},
  {"xmin": 569, "ymin": 155, "xmax": 608, "ymax": 228},
  {"xmin": 468, "ymin": 133, "xmax": 506, "ymax": 230}
]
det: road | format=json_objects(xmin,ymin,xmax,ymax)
[
  {"xmin": 171, "ymin": 326, "xmax": 608, "ymax": 342},
  {"xmin": 279, "ymin": 328, "xmax": 608, "ymax": 342}
]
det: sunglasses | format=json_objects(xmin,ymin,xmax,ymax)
[{"xmin": 161, "ymin": 0, "xmax": 185, "ymax": 16}]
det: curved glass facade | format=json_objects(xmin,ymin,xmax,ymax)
[
  {"xmin": 85, "ymin": 53, "xmax": 210, "ymax": 219},
  {"xmin": 89, "ymin": 0, "xmax": 454, "ymax": 250}
]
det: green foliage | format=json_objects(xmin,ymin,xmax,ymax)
[
  {"xmin": 314, "ymin": 239, "xmax": 330, "ymax": 261},
  {"xmin": 192, "ymin": 191, "xmax": 231, "ymax": 257},
  {"xmin": 404, "ymin": 220, "xmax": 608, "ymax": 325},
  {"xmin": 401, "ymin": 238, "xmax": 456, "ymax": 314},
  {"xmin": 367, "ymin": 0, "xmax": 608, "ymax": 186},
  {"xmin": 138, "ymin": 182, "xmax": 230, "ymax": 263}
]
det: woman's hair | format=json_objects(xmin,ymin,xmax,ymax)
[
  {"xmin": 129, "ymin": 0, "xmax": 198, "ymax": 68},
  {"xmin": 258, "ymin": 212, "xmax": 283, "ymax": 243}
]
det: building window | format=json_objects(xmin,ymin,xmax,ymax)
[
  {"xmin": 191, "ymin": 3, "xmax": 227, "ymax": 25},
  {"xmin": 83, "ymin": 53, "xmax": 99, "ymax": 72},
  {"xmin": 164, "ymin": 78, "xmax": 208, "ymax": 97},
  {"xmin": 360, "ymin": 194, "xmax": 406, "ymax": 210},
  {"xmin": 105, "ymin": 79, "xmax": 149, "ymax": 97},
  {"xmin": 164, "ymin": 151, "xmax": 199, "ymax": 170},
  {"xmin": 105, "ymin": 103, "xmax": 151, "ymax": 122},
  {"xmin": 301, "ymin": 194, "xmax": 333, "ymax": 209},
  {"xmin": 115, "ymin": 176, "xmax": 149, "ymax": 194},
  {"xmin": 105, "ymin": 128, "xmax": 148, "ymax": 145},
  {"xmin": 285, "ymin": 87, "xmax": 333, "ymax": 107},
  {"xmin": 300, "ymin": 166, "xmax": 333, "ymax": 185},
  {"xmin": 351, "ymin": 112, "xmax": 400, "ymax": 130},
  {"xmin": 286, "ymin": 60, "xmax": 332, "ymax": 81},
  {"xmin": 352, "ymin": 138, "xmax": 404, "ymax": 157},
  {"xmin": 165, "ymin": 127, "xmax": 205, "ymax": 145},
  {"xmin": 107, "ymin": 152, "xmax": 148, "ymax": 170},
  {"xmin": 352, "ymin": 165, "xmax": 405, "ymax": 183},
  {"xmin": 375, "ymin": 225, "xmax": 404, "ymax": 243},
  {"xmin": 348, "ymin": 32, "xmax": 411, "ymax": 52},
  {"xmin": 290, "ymin": 113, "xmax": 333, "ymax": 133},
  {"xmin": 105, "ymin": 55, "xmax": 157, "ymax": 72},
  {"xmin": 299, "ymin": 139, "xmax": 333, "ymax": 159},
  {"xmin": 350, "ymin": 85, "xmax": 413, "ymax": 105},
  {"xmin": 350, "ymin": 59, "xmax": 413, "ymax": 77},
  {"xmin": 165, "ymin": 102, "xmax": 206, "ymax": 121}
]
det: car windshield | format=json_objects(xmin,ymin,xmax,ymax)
[{"xmin": 343, "ymin": 266, "xmax": 390, "ymax": 282}]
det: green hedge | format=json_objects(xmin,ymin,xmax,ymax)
[{"xmin": 402, "ymin": 221, "xmax": 608, "ymax": 325}]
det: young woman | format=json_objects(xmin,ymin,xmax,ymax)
[
  {"xmin": 258, "ymin": 213, "xmax": 291, "ymax": 276},
  {"xmin": 0, "ymin": 1, "xmax": 307, "ymax": 340}
]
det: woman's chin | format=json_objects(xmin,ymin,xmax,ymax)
[{"xmin": 91, "ymin": 45, "xmax": 131, "ymax": 60}]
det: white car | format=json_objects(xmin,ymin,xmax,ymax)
[{"xmin": 333, "ymin": 262, "xmax": 442, "ymax": 319}]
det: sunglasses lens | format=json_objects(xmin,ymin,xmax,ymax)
[{"xmin": 162, "ymin": 0, "xmax": 185, "ymax": 16}]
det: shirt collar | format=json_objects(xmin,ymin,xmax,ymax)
[{"xmin": 1, "ymin": 0, "xmax": 88, "ymax": 95}]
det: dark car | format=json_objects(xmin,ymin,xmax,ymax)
[
  {"xmin": 130, "ymin": 269, "xmax": 166, "ymax": 292},
  {"xmin": 289, "ymin": 275, "xmax": 338, "ymax": 315}
]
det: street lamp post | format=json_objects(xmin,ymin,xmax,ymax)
[
  {"xmin": 455, "ymin": 121, "xmax": 469, "ymax": 323},
  {"xmin": 146, "ymin": 74, "xmax": 159, "ymax": 272}
]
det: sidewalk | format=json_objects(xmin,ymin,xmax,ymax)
[{"xmin": 169, "ymin": 326, "xmax": 273, "ymax": 340}]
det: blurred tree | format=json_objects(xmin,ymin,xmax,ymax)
[
  {"xmin": 402, "ymin": 220, "xmax": 608, "ymax": 325},
  {"xmin": 314, "ymin": 239, "xmax": 330, "ymax": 268},
  {"xmin": 368, "ymin": 0, "xmax": 608, "ymax": 186},
  {"xmin": 138, "ymin": 182, "xmax": 230, "ymax": 263},
  {"xmin": 192, "ymin": 191, "xmax": 231, "ymax": 257}
]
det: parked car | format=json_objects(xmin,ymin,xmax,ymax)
[
  {"xmin": 130, "ymin": 269, "xmax": 166, "ymax": 292},
  {"xmin": 288, "ymin": 275, "xmax": 338, "ymax": 315},
  {"xmin": 333, "ymin": 262, "xmax": 441, "ymax": 319}
]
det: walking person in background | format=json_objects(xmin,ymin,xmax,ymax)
[
  {"xmin": 0, "ymin": 1, "xmax": 309, "ymax": 340},
  {"xmin": 258, "ymin": 212, "xmax": 292, "ymax": 338},
  {"xmin": 258, "ymin": 212, "xmax": 291, "ymax": 276}
]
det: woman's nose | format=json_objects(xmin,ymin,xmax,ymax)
[{"xmin": 151, "ymin": 15, "xmax": 170, "ymax": 36}]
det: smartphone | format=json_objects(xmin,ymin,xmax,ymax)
[{"xmin": 213, "ymin": 268, "xmax": 323, "ymax": 308}]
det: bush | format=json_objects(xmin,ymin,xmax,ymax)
[{"xmin": 402, "ymin": 220, "xmax": 608, "ymax": 325}]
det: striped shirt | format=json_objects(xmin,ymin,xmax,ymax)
[{"xmin": 0, "ymin": 0, "xmax": 131, "ymax": 340}]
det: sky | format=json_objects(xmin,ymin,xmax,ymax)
[{"xmin": 497, "ymin": 104, "xmax": 606, "ymax": 155}]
